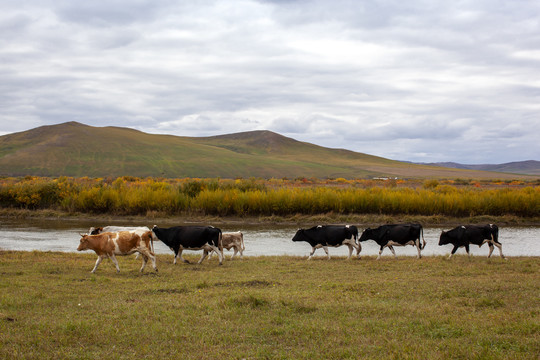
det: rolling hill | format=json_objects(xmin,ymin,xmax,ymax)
[
  {"xmin": 0, "ymin": 122, "xmax": 533, "ymax": 179},
  {"xmin": 421, "ymin": 161, "xmax": 540, "ymax": 176}
]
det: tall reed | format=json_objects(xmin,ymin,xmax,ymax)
[{"xmin": 0, "ymin": 176, "xmax": 538, "ymax": 217}]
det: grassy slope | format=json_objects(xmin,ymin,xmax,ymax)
[
  {"xmin": 0, "ymin": 252, "xmax": 538, "ymax": 359},
  {"xmin": 0, "ymin": 122, "xmax": 532, "ymax": 179}
]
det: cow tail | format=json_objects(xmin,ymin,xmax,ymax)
[
  {"xmin": 491, "ymin": 224, "xmax": 499, "ymax": 243},
  {"xmin": 241, "ymin": 232, "xmax": 245, "ymax": 251},
  {"xmin": 218, "ymin": 230, "xmax": 223, "ymax": 252},
  {"xmin": 420, "ymin": 226, "xmax": 426, "ymax": 250}
]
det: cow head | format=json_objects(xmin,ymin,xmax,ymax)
[
  {"xmin": 77, "ymin": 235, "xmax": 90, "ymax": 251},
  {"xmin": 438, "ymin": 231, "xmax": 450, "ymax": 246},
  {"xmin": 358, "ymin": 228, "xmax": 374, "ymax": 242},
  {"xmin": 292, "ymin": 229, "xmax": 306, "ymax": 242}
]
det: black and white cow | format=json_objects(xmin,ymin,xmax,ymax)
[
  {"xmin": 439, "ymin": 224, "xmax": 504, "ymax": 259},
  {"xmin": 151, "ymin": 225, "xmax": 223, "ymax": 265},
  {"xmin": 292, "ymin": 225, "xmax": 359, "ymax": 260},
  {"xmin": 359, "ymin": 223, "xmax": 426, "ymax": 259}
]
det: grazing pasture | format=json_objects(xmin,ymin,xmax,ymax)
[{"xmin": 0, "ymin": 251, "xmax": 538, "ymax": 359}]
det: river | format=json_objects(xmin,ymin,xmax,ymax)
[{"xmin": 0, "ymin": 219, "xmax": 538, "ymax": 257}]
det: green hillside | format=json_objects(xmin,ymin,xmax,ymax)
[{"xmin": 0, "ymin": 122, "xmax": 529, "ymax": 179}]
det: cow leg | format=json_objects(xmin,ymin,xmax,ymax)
[
  {"xmin": 448, "ymin": 245, "xmax": 459, "ymax": 259},
  {"xmin": 140, "ymin": 253, "xmax": 149, "ymax": 272},
  {"xmin": 416, "ymin": 240, "xmax": 422, "ymax": 259},
  {"xmin": 145, "ymin": 251, "xmax": 158, "ymax": 272},
  {"xmin": 487, "ymin": 243, "xmax": 494, "ymax": 258},
  {"xmin": 197, "ymin": 250, "xmax": 209, "ymax": 264},
  {"xmin": 493, "ymin": 242, "xmax": 506, "ymax": 259},
  {"xmin": 231, "ymin": 247, "xmax": 238, "ymax": 260},
  {"xmin": 465, "ymin": 244, "xmax": 471, "ymax": 257},
  {"xmin": 389, "ymin": 245, "xmax": 397, "ymax": 259},
  {"xmin": 178, "ymin": 250, "xmax": 190, "ymax": 264},
  {"xmin": 377, "ymin": 245, "xmax": 385, "ymax": 260},
  {"xmin": 91, "ymin": 255, "xmax": 104, "ymax": 273},
  {"xmin": 208, "ymin": 245, "xmax": 223, "ymax": 265},
  {"xmin": 323, "ymin": 246, "xmax": 330, "ymax": 260},
  {"xmin": 307, "ymin": 247, "xmax": 317, "ymax": 260},
  {"xmin": 139, "ymin": 250, "xmax": 157, "ymax": 272},
  {"xmin": 346, "ymin": 242, "xmax": 359, "ymax": 259},
  {"xmin": 109, "ymin": 254, "xmax": 120, "ymax": 273}
]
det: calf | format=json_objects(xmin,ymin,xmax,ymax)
[
  {"xmin": 77, "ymin": 231, "xmax": 157, "ymax": 273},
  {"xmin": 292, "ymin": 225, "xmax": 359, "ymax": 260},
  {"xmin": 359, "ymin": 223, "xmax": 426, "ymax": 259},
  {"xmin": 209, "ymin": 231, "xmax": 245, "ymax": 260},
  {"xmin": 151, "ymin": 225, "xmax": 223, "ymax": 265},
  {"xmin": 439, "ymin": 224, "xmax": 505, "ymax": 259}
]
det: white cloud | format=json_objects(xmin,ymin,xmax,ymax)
[{"xmin": 0, "ymin": 0, "xmax": 539, "ymax": 163}]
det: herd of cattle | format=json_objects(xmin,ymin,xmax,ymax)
[{"xmin": 77, "ymin": 223, "xmax": 505, "ymax": 273}]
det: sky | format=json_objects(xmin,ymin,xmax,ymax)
[{"xmin": 1, "ymin": 0, "xmax": 539, "ymax": 164}]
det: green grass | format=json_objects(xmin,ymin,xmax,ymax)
[
  {"xmin": 1, "ymin": 251, "xmax": 538, "ymax": 359},
  {"xmin": 1, "ymin": 122, "xmax": 535, "ymax": 179}
]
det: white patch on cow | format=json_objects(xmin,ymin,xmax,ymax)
[{"xmin": 111, "ymin": 233, "xmax": 121, "ymax": 255}]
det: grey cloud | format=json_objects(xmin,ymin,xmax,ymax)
[
  {"xmin": 55, "ymin": 1, "xmax": 174, "ymax": 27},
  {"xmin": 0, "ymin": 0, "xmax": 538, "ymax": 163}
]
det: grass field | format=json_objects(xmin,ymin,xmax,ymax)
[{"xmin": 0, "ymin": 252, "xmax": 538, "ymax": 359}]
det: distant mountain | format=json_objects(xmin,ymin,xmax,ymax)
[
  {"xmin": 422, "ymin": 161, "xmax": 540, "ymax": 176},
  {"xmin": 0, "ymin": 122, "xmax": 533, "ymax": 179}
]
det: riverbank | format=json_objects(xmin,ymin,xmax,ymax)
[{"xmin": 1, "ymin": 208, "xmax": 539, "ymax": 227}]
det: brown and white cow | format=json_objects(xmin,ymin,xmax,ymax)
[
  {"xmin": 209, "ymin": 231, "xmax": 245, "ymax": 260},
  {"xmin": 77, "ymin": 231, "xmax": 158, "ymax": 273},
  {"xmin": 87, "ymin": 226, "xmax": 154, "ymax": 259}
]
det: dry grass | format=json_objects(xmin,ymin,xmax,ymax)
[{"xmin": 1, "ymin": 251, "xmax": 538, "ymax": 359}]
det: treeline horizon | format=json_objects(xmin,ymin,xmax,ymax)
[{"xmin": 0, "ymin": 176, "xmax": 538, "ymax": 218}]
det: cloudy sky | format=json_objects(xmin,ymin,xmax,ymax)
[{"xmin": 1, "ymin": 0, "xmax": 539, "ymax": 164}]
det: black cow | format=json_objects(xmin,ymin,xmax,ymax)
[
  {"xmin": 439, "ymin": 224, "xmax": 504, "ymax": 259},
  {"xmin": 359, "ymin": 223, "xmax": 426, "ymax": 259},
  {"xmin": 151, "ymin": 225, "xmax": 223, "ymax": 265},
  {"xmin": 292, "ymin": 225, "xmax": 359, "ymax": 260}
]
